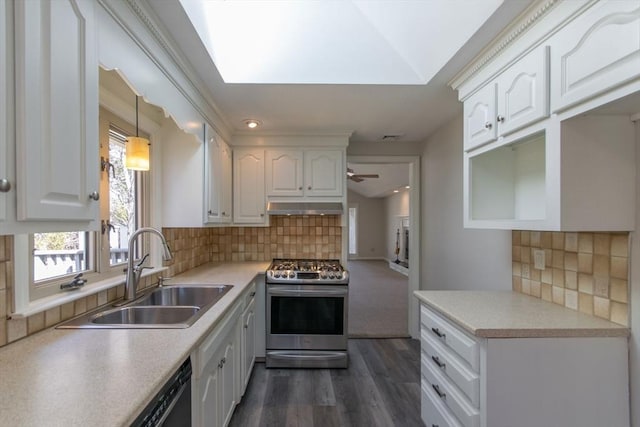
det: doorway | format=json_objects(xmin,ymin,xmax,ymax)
[{"xmin": 345, "ymin": 155, "xmax": 420, "ymax": 338}]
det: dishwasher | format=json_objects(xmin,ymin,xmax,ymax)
[{"xmin": 131, "ymin": 358, "xmax": 192, "ymax": 427}]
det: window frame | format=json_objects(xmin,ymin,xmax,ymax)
[{"xmin": 27, "ymin": 107, "xmax": 150, "ymax": 301}]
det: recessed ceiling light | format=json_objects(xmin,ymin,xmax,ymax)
[
  {"xmin": 405, "ymin": 186, "xmax": 410, "ymax": 189},
  {"xmin": 243, "ymin": 119, "xmax": 261, "ymax": 129},
  {"xmin": 393, "ymin": 190, "xmax": 399, "ymax": 193}
]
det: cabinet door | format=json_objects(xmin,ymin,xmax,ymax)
[
  {"xmin": 550, "ymin": 0, "xmax": 640, "ymax": 112},
  {"xmin": 233, "ymin": 148, "xmax": 266, "ymax": 224},
  {"xmin": 220, "ymin": 141, "xmax": 232, "ymax": 221},
  {"xmin": 196, "ymin": 356, "xmax": 221, "ymax": 427},
  {"xmin": 220, "ymin": 341, "xmax": 237, "ymax": 427},
  {"xmin": 205, "ymin": 133, "xmax": 232, "ymax": 224},
  {"xmin": 14, "ymin": 0, "xmax": 99, "ymax": 221},
  {"xmin": 265, "ymin": 150, "xmax": 304, "ymax": 196},
  {"xmin": 463, "ymin": 83, "xmax": 497, "ymax": 151},
  {"xmin": 205, "ymin": 134, "xmax": 222, "ymax": 221},
  {"xmin": 0, "ymin": 0, "xmax": 10, "ymax": 223},
  {"xmin": 304, "ymin": 150, "xmax": 343, "ymax": 196},
  {"xmin": 241, "ymin": 298, "xmax": 256, "ymax": 395},
  {"xmin": 497, "ymin": 46, "xmax": 549, "ymax": 136}
]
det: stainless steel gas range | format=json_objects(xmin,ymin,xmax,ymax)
[{"xmin": 265, "ymin": 259, "xmax": 349, "ymax": 368}]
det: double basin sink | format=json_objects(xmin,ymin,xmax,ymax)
[{"xmin": 57, "ymin": 285, "xmax": 232, "ymax": 329}]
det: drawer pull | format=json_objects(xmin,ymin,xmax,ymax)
[
  {"xmin": 431, "ymin": 355, "xmax": 446, "ymax": 369},
  {"xmin": 431, "ymin": 327, "xmax": 446, "ymax": 339},
  {"xmin": 432, "ymin": 425, "xmax": 440, "ymax": 427},
  {"xmin": 432, "ymin": 384, "xmax": 446, "ymax": 400}
]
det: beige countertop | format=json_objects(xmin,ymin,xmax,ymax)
[
  {"xmin": 414, "ymin": 290, "xmax": 629, "ymax": 338},
  {"xmin": 0, "ymin": 261, "xmax": 269, "ymax": 427}
]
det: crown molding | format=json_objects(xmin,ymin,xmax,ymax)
[{"xmin": 449, "ymin": 0, "xmax": 559, "ymax": 90}]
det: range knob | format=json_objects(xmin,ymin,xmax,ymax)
[
  {"xmin": 274, "ymin": 272, "xmax": 281, "ymax": 278},
  {"xmin": 288, "ymin": 271, "xmax": 295, "ymax": 279},
  {"xmin": 328, "ymin": 272, "xmax": 335, "ymax": 279},
  {"xmin": 320, "ymin": 272, "xmax": 327, "ymax": 279}
]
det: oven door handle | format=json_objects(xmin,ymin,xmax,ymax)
[{"xmin": 268, "ymin": 288, "xmax": 348, "ymax": 297}]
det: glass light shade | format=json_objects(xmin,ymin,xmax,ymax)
[{"xmin": 125, "ymin": 136, "xmax": 150, "ymax": 171}]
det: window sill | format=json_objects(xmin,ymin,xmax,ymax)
[{"xmin": 11, "ymin": 267, "xmax": 168, "ymax": 319}]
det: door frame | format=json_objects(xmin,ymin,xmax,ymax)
[{"xmin": 346, "ymin": 155, "xmax": 421, "ymax": 338}]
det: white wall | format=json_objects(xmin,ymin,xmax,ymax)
[
  {"xmin": 631, "ymin": 119, "xmax": 640, "ymax": 427},
  {"xmin": 347, "ymin": 189, "xmax": 386, "ymax": 259},
  {"xmin": 385, "ymin": 190, "xmax": 410, "ymax": 260},
  {"xmin": 421, "ymin": 116, "xmax": 511, "ymax": 291}
]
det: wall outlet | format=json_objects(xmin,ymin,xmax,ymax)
[{"xmin": 533, "ymin": 249, "xmax": 545, "ymax": 270}]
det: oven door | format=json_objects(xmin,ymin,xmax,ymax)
[{"xmin": 267, "ymin": 284, "xmax": 348, "ymax": 350}]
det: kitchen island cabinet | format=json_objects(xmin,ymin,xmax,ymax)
[{"xmin": 414, "ymin": 291, "xmax": 629, "ymax": 427}]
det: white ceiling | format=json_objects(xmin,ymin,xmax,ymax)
[
  {"xmin": 144, "ymin": 0, "xmax": 534, "ymax": 143},
  {"xmin": 179, "ymin": 0, "xmax": 503, "ymax": 85},
  {"xmin": 347, "ymin": 163, "xmax": 410, "ymax": 198}
]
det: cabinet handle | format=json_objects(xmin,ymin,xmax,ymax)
[
  {"xmin": 307, "ymin": 186, "xmax": 312, "ymax": 190},
  {"xmin": 484, "ymin": 122, "xmax": 493, "ymax": 129},
  {"xmin": 208, "ymin": 210, "xmax": 213, "ymax": 215},
  {"xmin": 432, "ymin": 384, "xmax": 446, "ymax": 400},
  {"xmin": 222, "ymin": 211, "xmax": 226, "ymax": 216},
  {"xmin": 88, "ymin": 191, "xmax": 100, "ymax": 201},
  {"xmin": 244, "ymin": 324, "xmax": 248, "ymax": 329},
  {"xmin": 431, "ymin": 327, "xmax": 446, "ymax": 339},
  {"xmin": 0, "ymin": 179, "xmax": 10, "ymax": 193},
  {"xmin": 431, "ymin": 355, "xmax": 446, "ymax": 369},
  {"xmin": 250, "ymin": 292, "xmax": 256, "ymax": 297},
  {"xmin": 432, "ymin": 425, "xmax": 440, "ymax": 427},
  {"xmin": 496, "ymin": 115, "xmax": 505, "ymax": 123},
  {"xmin": 260, "ymin": 213, "xmax": 264, "ymax": 217},
  {"xmin": 298, "ymin": 186, "xmax": 302, "ymax": 190}
]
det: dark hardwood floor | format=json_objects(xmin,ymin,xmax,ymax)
[{"xmin": 229, "ymin": 339, "xmax": 423, "ymax": 427}]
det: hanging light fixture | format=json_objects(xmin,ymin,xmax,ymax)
[{"xmin": 125, "ymin": 95, "xmax": 150, "ymax": 171}]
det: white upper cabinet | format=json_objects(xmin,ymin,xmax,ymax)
[
  {"xmin": 496, "ymin": 46, "xmax": 549, "ymax": 136},
  {"xmin": 265, "ymin": 150, "xmax": 304, "ymax": 197},
  {"xmin": 550, "ymin": 0, "xmax": 640, "ymax": 113},
  {"xmin": 266, "ymin": 149, "xmax": 343, "ymax": 198},
  {"xmin": 233, "ymin": 148, "xmax": 266, "ymax": 224},
  {"xmin": 0, "ymin": 1, "xmax": 10, "ymax": 223},
  {"xmin": 464, "ymin": 46, "xmax": 549, "ymax": 152},
  {"xmin": 205, "ymin": 127, "xmax": 232, "ymax": 224},
  {"xmin": 464, "ymin": 83, "xmax": 497, "ymax": 151},
  {"xmin": 465, "ymin": 114, "xmax": 635, "ymax": 231},
  {"xmin": 304, "ymin": 150, "xmax": 343, "ymax": 197},
  {"xmin": 14, "ymin": 0, "xmax": 99, "ymax": 222}
]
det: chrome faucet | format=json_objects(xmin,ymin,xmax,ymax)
[{"xmin": 124, "ymin": 227, "xmax": 173, "ymax": 301}]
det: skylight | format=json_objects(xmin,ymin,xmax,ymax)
[{"xmin": 179, "ymin": 0, "xmax": 503, "ymax": 85}]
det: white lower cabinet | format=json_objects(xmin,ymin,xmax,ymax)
[
  {"xmin": 192, "ymin": 302, "xmax": 242, "ymax": 427},
  {"xmin": 419, "ymin": 303, "xmax": 629, "ymax": 427}
]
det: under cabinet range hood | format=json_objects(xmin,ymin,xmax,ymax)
[{"xmin": 266, "ymin": 202, "xmax": 343, "ymax": 215}]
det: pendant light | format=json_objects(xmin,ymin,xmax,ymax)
[{"xmin": 125, "ymin": 95, "xmax": 150, "ymax": 171}]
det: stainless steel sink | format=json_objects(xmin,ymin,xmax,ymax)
[
  {"xmin": 133, "ymin": 285, "xmax": 233, "ymax": 308},
  {"xmin": 90, "ymin": 306, "xmax": 200, "ymax": 326},
  {"xmin": 56, "ymin": 284, "xmax": 233, "ymax": 329}
]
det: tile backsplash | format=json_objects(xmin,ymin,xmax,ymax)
[
  {"xmin": 512, "ymin": 231, "xmax": 629, "ymax": 326},
  {"xmin": 164, "ymin": 215, "xmax": 342, "ymax": 277},
  {"xmin": 0, "ymin": 215, "xmax": 342, "ymax": 347}
]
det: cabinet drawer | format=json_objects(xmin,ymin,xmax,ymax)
[
  {"xmin": 422, "ymin": 329, "xmax": 480, "ymax": 407},
  {"xmin": 243, "ymin": 281, "xmax": 256, "ymax": 308},
  {"xmin": 422, "ymin": 354, "xmax": 480, "ymax": 427},
  {"xmin": 421, "ymin": 305, "xmax": 479, "ymax": 371},
  {"xmin": 421, "ymin": 379, "xmax": 463, "ymax": 427}
]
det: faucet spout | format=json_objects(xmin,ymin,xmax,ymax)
[{"xmin": 124, "ymin": 227, "xmax": 173, "ymax": 301}]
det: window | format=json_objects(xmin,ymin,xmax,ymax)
[{"xmin": 29, "ymin": 108, "xmax": 149, "ymax": 301}]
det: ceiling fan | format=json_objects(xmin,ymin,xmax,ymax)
[{"xmin": 347, "ymin": 168, "xmax": 379, "ymax": 183}]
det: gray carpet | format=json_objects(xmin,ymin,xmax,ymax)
[{"xmin": 347, "ymin": 260, "xmax": 409, "ymax": 338}]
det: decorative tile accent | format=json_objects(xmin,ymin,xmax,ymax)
[{"xmin": 512, "ymin": 231, "xmax": 629, "ymax": 326}]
